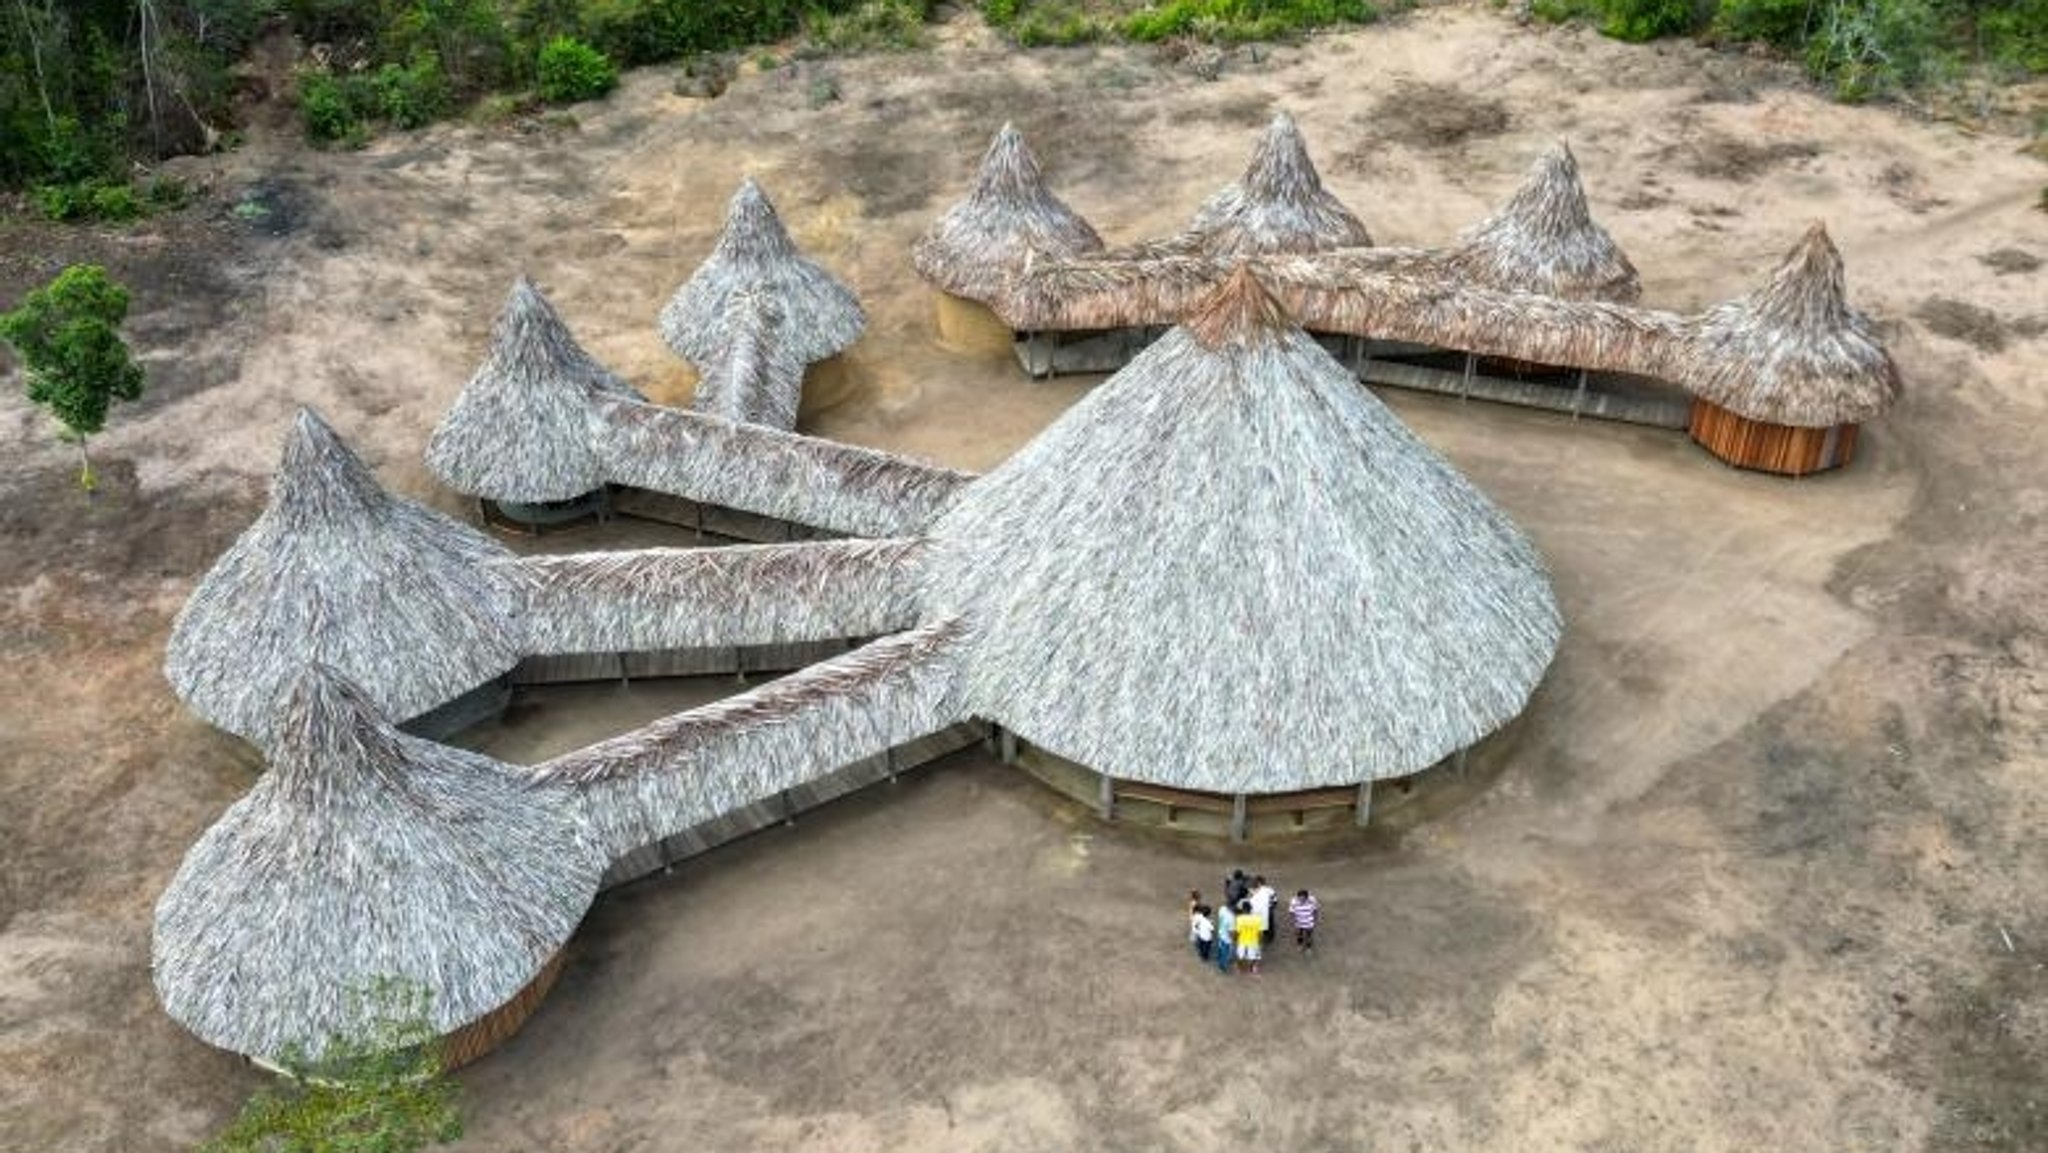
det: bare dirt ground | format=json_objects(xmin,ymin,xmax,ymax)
[{"xmin": 2, "ymin": 5, "xmax": 2044, "ymax": 1150}]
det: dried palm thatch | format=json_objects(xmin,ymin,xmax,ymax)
[
  {"xmin": 1680, "ymin": 223, "xmax": 1901, "ymax": 426},
  {"xmin": 1176, "ymin": 112, "xmax": 1372, "ymax": 257},
  {"xmin": 506, "ymin": 538, "xmax": 930, "ymax": 655},
  {"xmin": 153, "ymin": 665, "xmax": 601, "ymax": 1063},
  {"xmin": 166, "ymin": 409, "xmax": 524, "ymax": 745},
  {"xmin": 686, "ymin": 286, "xmax": 806, "ymax": 429},
  {"xmin": 1441, "ymin": 141, "xmax": 1641, "ymax": 303},
  {"xmin": 910, "ymin": 122, "xmax": 1106, "ymax": 304},
  {"xmin": 924, "ymin": 268, "xmax": 1560, "ymax": 794},
  {"xmin": 658, "ymin": 178, "xmax": 865, "ymax": 403},
  {"xmin": 533, "ymin": 618, "xmax": 969, "ymax": 861},
  {"xmin": 594, "ymin": 394, "xmax": 974, "ymax": 538},
  {"xmin": 427, "ymin": 277, "xmax": 642, "ymax": 503}
]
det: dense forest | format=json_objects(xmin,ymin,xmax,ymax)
[{"xmin": 2, "ymin": 0, "xmax": 2042, "ymax": 219}]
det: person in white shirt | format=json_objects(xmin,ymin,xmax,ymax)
[
  {"xmin": 1249, "ymin": 876, "xmax": 1278, "ymax": 947},
  {"xmin": 1190, "ymin": 904, "xmax": 1216, "ymax": 963}
]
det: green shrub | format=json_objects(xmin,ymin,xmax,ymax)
[
  {"xmin": 1121, "ymin": 0, "xmax": 1380, "ymax": 43},
  {"xmin": 0, "ymin": 264, "xmax": 146, "ymax": 490},
  {"xmin": 1595, "ymin": 0, "xmax": 1699, "ymax": 41},
  {"xmin": 1980, "ymin": 0, "xmax": 2048, "ymax": 74},
  {"xmin": 373, "ymin": 52, "xmax": 452, "ymax": 128},
  {"xmin": 805, "ymin": 0, "xmax": 932, "ymax": 53},
  {"xmin": 31, "ymin": 179, "xmax": 143, "ymax": 222},
  {"xmin": 299, "ymin": 71, "xmax": 362, "ymax": 144},
  {"xmin": 984, "ymin": 0, "xmax": 1020, "ymax": 25},
  {"xmin": 1712, "ymin": 0, "xmax": 1811, "ymax": 45},
  {"xmin": 537, "ymin": 36, "xmax": 619, "ymax": 102},
  {"xmin": 1803, "ymin": 0, "xmax": 1941, "ymax": 99}
]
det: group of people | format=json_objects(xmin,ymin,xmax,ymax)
[{"xmin": 1186, "ymin": 869, "xmax": 1319, "ymax": 976}]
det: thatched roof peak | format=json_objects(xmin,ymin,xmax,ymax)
[
  {"xmin": 153, "ymin": 663, "xmax": 600, "ymax": 1062},
  {"xmin": 274, "ymin": 407, "xmax": 385, "ymax": 522},
  {"xmin": 1749, "ymin": 221, "xmax": 1852, "ymax": 331},
  {"xmin": 911, "ymin": 123, "xmax": 1106, "ymax": 303},
  {"xmin": 1446, "ymin": 140, "xmax": 1640, "ymax": 303},
  {"xmin": 716, "ymin": 177, "xmax": 799, "ymax": 265},
  {"xmin": 1183, "ymin": 111, "xmax": 1373, "ymax": 255},
  {"xmin": 1184, "ymin": 265, "xmax": 1295, "ymax": 349}
]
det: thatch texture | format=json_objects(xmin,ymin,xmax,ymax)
[
  {"xmin": 534, "ymin": 618, "xmax": 969, "ymax": 860},
  {"xmin": 427, "ymin": 277, "xmax": 642, "ymax": 503},
  {"xmin": 165, "ymin": 409, "xmax": 524, "ymax": 745},
  {"xmin": 1442, "ymin": 142, "xmax": 1641, "ymax": 303},
  {"xmin": 153, "ymin": 665, "xmax": 601, "ymax": 1063},
  {"xmin": 659, "ymin": 178, "xmax": 865, "ymax": 396},
  {"xmin": 910, "ymin": 123, "xmax": 1106, "ymax": 303},
  {"xmin": 686, "ymin": 287, "xmax": 806, "ymax": 429},
  {"xmin": 506, "ymin": 538, "xmax": 930, "ymax": 655},
  {"xmin": 1177, "ymin": 112, "xmax": 1372, "ymax": 256},
  {"xmin": 593, "ymin": 394, "xmax": 974, "ymax": 539},
  {"xmin": 923, "ymin": 269, "xmax": 1560, "ymax": 794},
  {"xmin": 1679, "ymin": 223, "xmax": 1901, "ymax": 426}
]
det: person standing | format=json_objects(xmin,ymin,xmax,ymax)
[
  {"xmin": 1234, "ymin": 899, "xmax": 1264, "ymax": 976},
  {"xmin": 1249, "ymin": 876, "xmax": 1278, "ymax": 947},
  {"xmin": 1214, "ymin": 901, "xmax": 1238, "ymax": 975},
  {"xmin": 1190, "ymin": 903, "xmax": 1216, "ymax": 963},
  {"xmin": 1288, "ymin": 889, "xmax": 1320, "ymax": 953}
]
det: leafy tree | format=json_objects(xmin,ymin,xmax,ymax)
[
  {"xmin": 202, "ymin": 977, "xmax": 463, "ymax": 1153},
  {"xmin": 0, "ymin": 263, "xmax": 146, "ymax": 492}
]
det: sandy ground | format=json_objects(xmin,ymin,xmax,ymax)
[{"xmin": 1, "ymin": 4, "xmax": 2044, "ymax": 1150}]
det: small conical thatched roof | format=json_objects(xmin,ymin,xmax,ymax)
[
  {"xmin": 427, "ymin": 276, "xmax": 642, "ymax": 503},
  {"xmin": 659, "ymin": 178, "xmax": 865, "ymax": 380},
  {"xmin": 910, "ymin": 123, "xmax": 1106, "ymax": 303},
  {"xmin": 1179, "ymin": 112, "xmax": 1373, "ymax": 256},
  {"xmin": 1682, "ymin": 223, "xmax": 1901, "ymax": 426},
  {"xmin": 923, "ymin": 268, "xmax": 1559, "ymax": 794},
  {"xmin": 686, "ymin": 286, "xmax": 805, "ymax": 429},
  {"xmin": 167, "ymin": 409, "xmax": 525, "ymax": 744},
  {"xmin": 1444, "ymin": 142, "xmax": 1640, "ymax": 303},
  {"xmin": 153, "ymin": 665, "xmax": 600, "ymax": 1063}
]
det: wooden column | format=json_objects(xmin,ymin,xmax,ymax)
[
  {"xmin": 1097, "ymin": 774, "xmax": 1115, "ymax": 820},
  {"xmin": 1454, "ymin": 748, "xmax": 1469, "ymax": 777},
  {"xmin": 1355, "ymin": 780, "xmax": 1373, "ymax": 828},
  {"xmin": 1572, "ymin": 369, "xmax": 1589, "ymax": 419},
  {"xmin": 1229, "ymin": 793, "xmax": 1248, "ymax": 842},
  {"xmin": 999, "ymin": 729, "xmax": 1017, "ymax": 765}
]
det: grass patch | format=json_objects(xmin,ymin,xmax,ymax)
[{"xmin": 983, "ymin": 0, "xmax": 1388, "ymax": 45}]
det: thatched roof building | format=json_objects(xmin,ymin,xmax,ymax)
[
  {"xmin": 911, "ymin": 123, "xmax": 1106, "ymax": 304},
  {"xmin": 1173, "ymin": 112, "xmax": 1372, "ymax": 257},
  {"xmin": 924, "ymin": 268, "xmax": 1560, "ymax": 794},
  {"xmin": 685, "ymin": 287, "xmax": 806, "ymax": 429},
  {"xmin": 153, "ymin": 665, "xmax": 601, "ymax": 1063},
  {"xmin": 427, "ymin": 277, "xmax": 641, "ymax": 504},
  {"xmin": 1682, "ymin": 223, "xmax": 1900, "ymax": 426},
  {"xmin": 165, "ymin": 409, "xmax": 524, "ymax": 745},
  {"xmin": 659, "ymin": 178, "xmax": 865, "ymax": 428},
  {"xmin": 1442, "ymin": 141, "xmax": 1640, "ymax": 303},
  {"xmin": 507, "ymin": 538, "xmax": 930, "ymax": 655}
]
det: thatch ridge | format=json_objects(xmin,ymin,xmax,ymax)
[
  {"xmin": 1442, "ymin": 141, "xmax": 1641, "ymax": 303},
  {"xmin": 153, "ymin": 665, "xmax": 601, "ymax": 1062},
  {"xmin": 594, "ymin": 394, "xmax": 975, "ymax": 539},
  {"xmin": 166, "ymin": 409, "xmax": 525, "ymax": 745},
  {"xmin": 686, "ymin": 286, "xmax": 806, "ymax": 430},
  {"xmin": 533, "ymin": 618, "xmax": 969, "ymax": 860},
  {"xmin": 427, "ymin": 277, "xmax": 642, "ymax": 504},
  {"xmin": 1179, "ymin": 112, "xmax": 1373, "ymax": 256},
  {"xmin": 1680, "ymin": 223, "xmax": 1901, "ymax": 425},
  {"xmin": 925, "ymin": 274, "xmax": 1560, "ymax": 793},
  {"xmin": 507, "ymin": 538, "xmax": 930, "ymax": 655},
  {"xmin": 658, "ymin": 178, "xmax": 866, "ymax": 374},
  {"xmin": 910, "ymin": 123, "xmax": 1106, "ymax": 303}
]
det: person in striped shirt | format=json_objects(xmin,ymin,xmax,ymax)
[{"xmin": 1288, "ymin": 889, "xmax": 1321, "ymax": 952}]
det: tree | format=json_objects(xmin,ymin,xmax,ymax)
[
  {"xmin": 0, "ymin": 263, "xmax": 145, "ymax": 491},
  {"xmin": 203, "ymin": 977, "xmax": 464, "ymax": 1153}
]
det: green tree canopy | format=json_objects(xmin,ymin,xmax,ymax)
[{"xmin": 0, "ymin": 263, "xmax": 146, "ymax": 490}]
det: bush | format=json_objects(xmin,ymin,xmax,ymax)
[
  {"xmin": 299, "ymin": 71, "xmax": 363, "ymax": 144},
  {"xmin": 1121, "ymin": 0, "xmax": 1380, "ymax": 43},
  {"xmin": 1713, "ymin": 0, "xmax": 1811, "ymax": 45},
  {"xmin": 1980, "ymin": 0, "xmax": 2048, "ymax": 74},
  {"xmin": 1803, "ymin": 0, "xmax": 1942, "ymax": 99},
  {"xmin": 536, "ymin": 36, "xmax": 619, "ymax": 102},
  {"xmin": 1595, "ymin": 0, "xmax": 1699, "ymax": 41},
  {"xmin": 984, "ymin": 0, "xmax": 1020, "ymax": 25},
  {"xmin": 31, "ymin": 179, "xmax": 142, "ymax": 222},
  {"xmin": 373, "ymin": 52, "xmax": 453, "ymax": 127},
  {"xmin": 805, "ymin": 0, "xmax": 932, "ymax": 53}
]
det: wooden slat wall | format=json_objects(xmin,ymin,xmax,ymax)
[
  {"xmin": 606, "ymin": 486, "xmax": 841, "ymax": 543},
  {"xmin": 516, "ymin": 639, "xmax": 865, "ymax": 687},
  {"xmin": 1689, "ymin": 400, "xmax": 1858, "ymax": 476},
  {"xmin": 437, "ymin": 949, "xmax": 569, "ymax": 1070}
]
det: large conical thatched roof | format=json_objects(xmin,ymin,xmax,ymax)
[
  {"xmin": 1179, "ymin": 112, "xmax": 1373, "ymax": 256},
  {"xmin": 923, "ymin": 268, "xmax": 1559, "ymax": 794},
  {"xmin": 427, "ymin": 276, "xmax": 641, "ymax": 503},
  {"xmin": 1444, "ymin": 141, "xmax": 1640, "ymax": 303},
  {"xmin": 1682, "ymin": 223, "xmax": 1901, "ymax": 426},
  {"xmin": 911, "ymin": 123, "xmax": 1106, "ymax": 303},
  {"xmin": 166, "ymin": 409, "xmax": 525, "ymax": 745},
  {"xmin": 153, "ymin": 665, "xmax": 600, "ymax": 1063},
  {"xmin": 659, "ymin": 178, "xmax": 865, "ymax": 379}
]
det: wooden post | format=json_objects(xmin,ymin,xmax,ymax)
[
  {"xmin": 1572, "ymin": 369, "xmax": 1588, "ymax": 420},
  {"xmin": 1097, "ymin": 774, "xmax": 1115, "ymax": 820},
  {"xmin": 780, "ymin": 788, "xmax": 796, "ymax": 826},
  {"xmin": 1355, "ymin": 780, "xmax": 1373, "ymax": 828},
  {"xmin": 617, "ymin": 652, "xmax": 629, "ymax": 686},
  {"xmin": 885, "ymin": 746, "xmax": 899, "ymax": 783},
  {"xmin": 693, "ymin": 501, "xmax": 704, "ymax": 543},
  {"xmin": 1461, "ymin": 353, "xmax": 1475, "ymax": 403},
  {"xmin": 1454, "ymin": 748, "xmax": 1469, "ymax": 778},
  {"xmin": 1229, "ymin": 793, "xmax": 1248, "ymax": 843},
  {"xmin": 733, "ymin": 645, "xmax": 746, "ymax": 683},
  {"xmin": 999, "ymin": 728, "xmax": 1017, "ymax": 765}
]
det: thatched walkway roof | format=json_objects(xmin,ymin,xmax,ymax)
[
  {"xmin": 911, "ymin": 123, "xmax": 1106, "ymax": 304},
  {"xmin": 166, "ymin": 409, "xmax": 525, "ymax": 745},
  {"xmin": 1169, "ymin": 112, "xmax": 1373, "ymax": 257},
  {"xmin": 505, "ymin": 538, "xmax": 930, "ymax": 655},
  {"xmin": 153, "ymin": 665, "xmax": 600, "ymax": 1062},
  {"xmin": 428, "ymin": 277, "xmax": 641, "ymax": 504},
  {"xmin": 659, "ymin": 178, "xmax": 865, "ymax": 429},
  {"xmin": 1680, "ymin": 223, "xmax": 1901, "ymax": 426},
  {"xmin": 534, "ymin": 618, "xmax": 969, "ymax": 861},
  {"xmin": 593, "ymin": 394, "xmax": 974, "ymax": 538},
  {"xmin": 924, "ymin": 269, "xmax": 1560, "ymax": 793},
  {"xmin": 1442, "ymin": 142, "xmax": 1641, "ymax": 303}
]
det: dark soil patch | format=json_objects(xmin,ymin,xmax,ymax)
[
  {"xmin": 1877, "ymin": 160, "xmax": 1950, "ymax": 214},
  {"xmin": 1915, "ymin": 298, "xmax": 2017, "ymax": 353},
  {"xmin": 1360, "ymin": 83, "xmax": 1510, "ymax": 149},
  {"xmin": 1977, "ymin": 248, "xmax": 2041, "ymax": 275},
  {"xmin": 1666, "ymin": 133, "xmax": 1820, "ymax": 181}
]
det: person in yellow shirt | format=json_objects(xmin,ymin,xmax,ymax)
[{"xmin": 1233, "ymin": 899, "xmax": 1264, "ymax": 975}]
